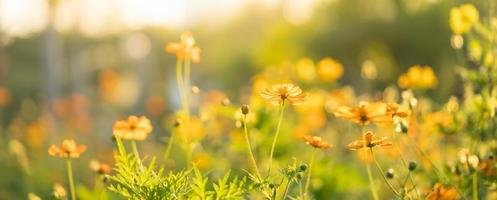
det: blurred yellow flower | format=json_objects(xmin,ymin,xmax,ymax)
[
  {"xmin": 334, "ymin": 101, "xmax": 390, "ymax": 126},
  {"xmin": 113, "ymin": 116, "xmax": 153, "ymax": 141},
  {"xmin": 48, "ymin": 140, "xmax": 87, "ymax": 159},
  {"xmin": 295, "ymin": 58, "xmax": 316, "ymax": 82},
  {"xmin": 303, "ymin": 135, "xmax": 332, "ymax": 149},
  {"xmin": 89, "ymin": 160, "xmax": 112, "ymax": 175},
  {"xmin": 317, "ymin": 57, "xmax": 344, "ymax": 82},
  {"xmin": 165, "ymin": 32, "xmax": 201, "ymax": 63},
  {"xmin": 427, "ymin": 183, "xmax": 459, "ymax": 200},
  {"xmin": 449, "ymin": 4, "xmax": 479, "ymax": 34},
  {"xmin": 347, "ymin": 131, "xmax": 392, "ymax": 150},
  {"xmin": 361, "ymin": 60, "xmax": 377, "ymax": 80},
  {"xmin": 52, "ymin": 183, "xmax": 67, "ymax": 199},
  {"xmin": 0, "ymin": 86, "xmax": 11, "ymax": 107},
  {"xmin": 260, "ymin": 83, "xmax": 307, "ymax": 106},
  {"xmin": 398, "ymin": 65, "xmax": 437, "ymax": 89}
]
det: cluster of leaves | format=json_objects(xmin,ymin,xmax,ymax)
[{"xmin": 107, "ymin": 138, "xmax": 252, "ymax": 200}]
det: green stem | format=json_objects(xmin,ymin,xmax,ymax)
[
  {"xmin": 472, "ymin": 172, "xmax": 478, "ymax": 200},
  {"xmin": 304, "ymin": 150, "xmax": 315, "ymax": 199},
  {"xmin": 176, "ymin": 59, "xmax": 185, "ymax": 109},
  {"xmin": 131, "ymin": 141, "xmax": 143, "ymax": 171},
  {"xmin": 282, "ymin": 178, "xmax": 292, "ymax": 200},
  {"xmin": 242, "ymin": 114, "xmax": 261, "ymax": 179},
  {"xmin": 67, "ymin": 159, "xmax": 76, "ymax": 200},
  {"xmin": 362, "ymin": 129, "xmax": 379, "ymax": 200},
  {"xmin": 268, "ymin": 102, "xmax": 286, "ymax": 175},
  {"xmin": 392, "ymin": 132, "xmax": 420, "ymax": 199},
  {"xmin": 162, "ymin": 131, "xmax": 176, "ymax": 166},
  {"xmin": 371, "ymin": 150, "xmax": 401, "ymax": 197}
]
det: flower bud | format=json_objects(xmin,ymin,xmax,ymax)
[
  {"xmin": 241, "ymin": 104, "xmax": 250, "ymax": 115},
  {"xmin": 299, "ymin": 164, "xmax": 308, "ymax": 172},
  {"xmin": 408, "ymin": 161, "xmax": 417, "ymax": 171},
  {"xmin": 386, "ymin": 168, "xmax": 395, "ymax": 179}
]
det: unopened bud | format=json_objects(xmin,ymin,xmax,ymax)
[{"xmin": 241, "ymin": 104, "xmax": 249, "ymax": 115}]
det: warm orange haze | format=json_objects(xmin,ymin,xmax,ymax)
[{"xmin": 1, "ymin": 0, "xmax": 497, "ymax": 199}]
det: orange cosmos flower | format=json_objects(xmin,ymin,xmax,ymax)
[
  {"xmin": 347, "ymin": 131, "xmax": 392, "ymax": 150},
  {"xmin": 89, "ymin": 160, "xmax": 112, "ymax": 175},
  {"xmin": 303, "ymin": 135, "xmax": 332, "ymax": 149},
  {"xmin": 427, "ymin": 183, "xmax": 459, "ymax": 200},
  {"xmin": 260, "ymin": 83, "xmax": 307, "ymax": 106},
  {"xmin": 48, "ymin": 140, "xmax": 86, "ymax": 159},
  {"xmin": 165, "ymin": 32, "xmax": 201, "ymax": 63},
  {"xmin": 334, "ymin": 101, "xmax": 390, "ymax": 126},
  {"xmin": 113, "ymin": 116, "xmax": 153, "ymax": 141}
]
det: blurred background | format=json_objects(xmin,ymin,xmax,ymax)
[{"xmin": 0, "ymin": 0, "xmax": 471, "ymax": 199}]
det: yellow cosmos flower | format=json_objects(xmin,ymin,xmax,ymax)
[
  {"xmin": 295, "ymin": 58, "xmax": 316, "ymax": 82},
  {"xmin": 427, "ymin": 183, "xmax": 459, "ymax": 200},
  {"xmin": 260, "ymin": 83, "xmax": 307, "ymax": 106},
  {"xmin": 303, "ymin": 135, "xmax": 333, "ymax": 149},
  {"xmin": 398, "ymin": 65, "xmax": 437, "ymax": 89},
  {"xmin": 449, "ymin": 4, "xmax": 479, "ymax": 34},
  {"xmin": 165, "ymin": 32, "xmax": 201, "ymax": 63},
  {"xmin": 347, "ymin": 131, "xmax": 392, "ymax": 150},
  {"xmin": 334, "ymin": 101, "xmax": 390, "ymax": 126},
  {"xmin": 317, "ymin": 57, "xmax": 344, "ymax": 82},
  {"xmin": 48, "ymin": 140, "xmax": 87, "ymax": 159},
  {"xmin": 113, "ymin": 115, "xmax": 153, "ymax": 141}
]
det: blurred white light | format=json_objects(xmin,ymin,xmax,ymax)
[
  {"xmin": 283, "ymin": 0, "xmax": 316, "ymax": 26},
  {"xmin": 0, "ymin": 0, "xmax": 48, "ymax": 37},
  {"xmin": 123, "ymin": 32, "xmax": 151, "ymax": 60}
]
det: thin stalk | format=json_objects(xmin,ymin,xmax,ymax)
[
  {"xmin": 183, "ymin": 58, "xmax": 192, "ymax": 167},
  {"xmin": 67, "ymin": 159, "xmax": 76, "ymax": 200},
  {"xmin": 162, "ymin": 131, "xmax": 176, "ymax": 166},
  {"xmin": 175, "ymin": 59, "xmax": 185, "ymax": 109},
  {"xmin": 392, "ymin": 132, "xmax": 420, "ymax": 199},
  {"xmin": 268, "ymin": 102, "xmax": 286, "ymax": 175},
  {"xmin": 304, "ymin": 150, "xmax": 315, "ymax": 199},
  {"xmin": 282, "ymin": 178, "xmax": 292, "ymax": 200},
  {"xmin": 370, "ymin": 150, "xmax": 401, "ymax": 197},
  {"xmin": 362, "ymin": 129, "xmax": 379, "ymax": 200},
  {"xmin": 131, "ymin": 141, "xmax": 143, "ymax": 171},
  {"xmin": 242, "ymin": 114, "xmax": 261, "ymax": 179},
  {"xmin": 472, "ymin": 172, "xmax": 478, "ymax": 200}
]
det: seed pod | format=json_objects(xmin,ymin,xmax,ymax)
[{"xmin": 386, "ymin": 168, "xmax": 395, "ymax": 179}]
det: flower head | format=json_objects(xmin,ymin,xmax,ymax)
[
  {"xmin": 449, "ymin": 4, "xmax": 479, "ymax": 34},
  {"xmin": 165, "ymin": 32, "xmax": 201, "ymax": 63},
  {"xmin": 398, "ymin": 65, "xmax": 437, "ymax": 89},
  {"xmin": 303, "ymin": 135, "xmax": 333, "ymax": 149},
  {"xmin": 347, "ymin": 131, "xmax": 392, "ymax": 150},
  {"xmin": 48, "ymin": 140, "xmax": 86, "ymax": 159},
  {"xmin": 89, "ymin": 160, "xmax": 112, "ymax": 175},
  {"xmin": 260, "ymin": 83, "xmax": 307, "ymax": 106},
  {"xmin": 113, "ymin": 115, "xmax": 153, "ymax": 141},
  {"xmin": 427, "ymin": 183, "xmax": 459, "ymax": 200},
  {"xmin": 334, "ymin": 101, "xmax": 390, "ymax": 126},
  {"xmin": 317, "ymin": 57, "xmax": 343, "ymax": 82}
]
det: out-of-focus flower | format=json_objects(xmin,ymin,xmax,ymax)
[
  {"xmin": 303, "ymin": 135, "xmax": 332, "ymax": 149},
  {"xmin": 0, "ymin": 86, "xmax": 11, "ymax": 107},
  {"xmin": 317, "ymin": 57, "xmax": 343, "ymax": 82},
  {"xmin": 347, "ymin": 131, "xmax": 392, "ymax": 150},
  {"xmin": 52, "ymin": 183, "xmax": 67, "ymax": 199},
  {"xmin": 28, "ymin": 193, "xmax": 41, "ymax": 200},
  {"xmin": 165, "ymin": 32, "xmax": 201, "ymax": 63},
  {"xmin": 89, "ymin": 160, "xmax": 112, "ymax": 175},
  {"xmin": 191, "ymin": 86, "xmax": 200, "ymax": 94},
  {"xmin": 48, "ymin": 140, "xmax": 86, "ymax": 159},
  {"xmin": 449, "ymin": 4, "xmax": 479, "ymax": 34},
  {"xmin": 361, "ymin": 60, "xmax": 377, "ymax": 80},
  {"xmin": 295, "ymin": 58, "xmax": 316, "ymax": 82},
  {"xmin": 427, "ymin": 183, "xmax": 459, "ymax": 200},
  {"xmin": 450, "ymin": 35, "xmax": 464, "ymax": 49},
  {"xmin": 479, "ymin": 157, "xmax": 497, "ymax": 176},
  {"xmin": 113, "ymin": 116, "xmax": 153, "ymax": 141},
  {"xmin": 99, "ymin": 69, "xmax": 120, "ymax": 102},
  {"xmin": 459, "ymin": 148, "xmax": 479, "ymax": 168},
  {"xmin": 334, "ymin": 101, "xmax": 390, "ymax": 126},
  {"xmin": 325, "ymin": 87, "xmax": 355, "ymax": 112},
  {"xmin": 145, "ymin": 96, "xmax": 166, "ymax": 117},
  {"xmin": 398, "ymin": 65, "xmax": 437, "ymax": 89},
  {"xmin": 260, "ymin": 83, "xmax": 307, "ymax": 106},
  {"xmin": 177, "ymin": 116, "xmax": 205, "ymax": 141},
  {"xmin": 9, "ymin": 139, "xmax": 30, "ymax": 173}
]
